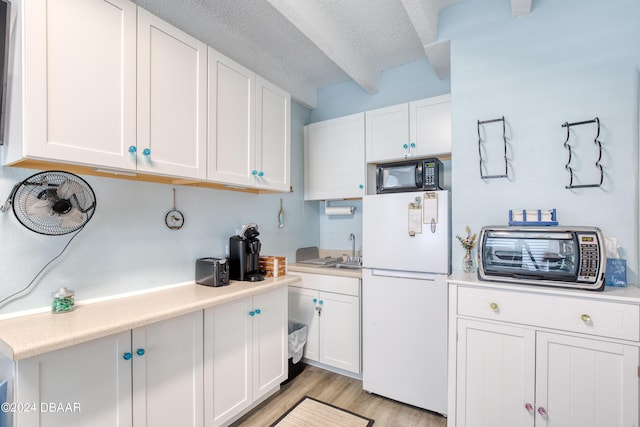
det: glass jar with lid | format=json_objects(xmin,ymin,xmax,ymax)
[{"xmin": 51, "ymin": 287, "xmax": 75, "ymax": 313}]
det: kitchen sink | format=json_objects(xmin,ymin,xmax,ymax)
[{"xmin": 321, "ymin": 262, "xmax": 363, "ymax": 270}]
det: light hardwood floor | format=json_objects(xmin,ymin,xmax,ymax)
[{"xmin": 233, "ymin": 365, "xmax": 447, "ymax": 427}]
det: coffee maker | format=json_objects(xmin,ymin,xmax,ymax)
[{"xmin": 229, "ymin": 223, "xmax": 264, "ymax": 282}]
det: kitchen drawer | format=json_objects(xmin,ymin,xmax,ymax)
[
  {"xmin": 292, "ymin": 272, "xmax": 360, "ymax": 296},
  {"xmin": 457, "ymin": 286, "xmax": 640, "ymax": 342}
]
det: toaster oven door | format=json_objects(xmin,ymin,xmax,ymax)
[{"xmin": 480, "ymin": 230, "xmax": 579, "ymax": 282}]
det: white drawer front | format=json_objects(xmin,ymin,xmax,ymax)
[
  {"xmin": 293, "ymin": 272, "xmax": 360, "ymax": 296},
  {"xmin": 457, "ymin": 287, "xmax": 639, "ymax": 342}
]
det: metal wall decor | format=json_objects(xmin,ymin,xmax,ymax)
[
  {"xmin": 561, "ymin": 117, "xmax": 603, "ymax": 189},
  {"xmin": 477, "ymin": 116, "xmax": 508, "ymax": 179}
]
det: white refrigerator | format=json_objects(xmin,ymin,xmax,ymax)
[{"xmin": 362, "ymin": 190, "xmax": 450, "ymax": 416}]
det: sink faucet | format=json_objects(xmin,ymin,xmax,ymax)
[{"xmin": 349, "ymin": 233, "xmax": 356, "ymax": 259}]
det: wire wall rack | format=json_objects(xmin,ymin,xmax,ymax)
[
  {"xmin": 561, "ymin": 117, "xmax": 603, "ymax": 189},
  {"xmin": 477, "ymin": 116, "xmax": 508, "ymax": 179}
]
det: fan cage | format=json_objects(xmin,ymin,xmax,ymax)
[{"xmin": 12, "ymin": 170, "xmax": 97, "ymax": 236}]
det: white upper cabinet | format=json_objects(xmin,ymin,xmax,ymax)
[
  {"xmin": 365, "ymin": 94, "xmax": 451, "ymax": 163},
  {"xmin": 208, "ymin": 51, "xmax": 291, "ymax": 191},
  {"xmin": 136, "ymin": 8, "xmax": 207, "ymax": 179},
  {"xmin": 9, "ymin": 0, "xmax": 290, "ymax": 192},
  {"xmin": 208, "ymin": 50, "xmax": 256, "ymax": 187},
  {"xmin": 304, "ymin": 113, "xmax": 366, "ymax": 200},
  {"xmin": 255, "ymin": 77, "xmax": 291, "ymax": 192},
  {"xmin": 409, "ymin": 94, "xmax": 452, "ymax": 158},
  {"xmin": 365, "ymin": 103, "xmax": 410, "ymax": 162},
  {"xmin": 21, "ymin": 0, "xmax": 137, "ymax": 169}
]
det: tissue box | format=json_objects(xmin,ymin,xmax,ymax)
[{"xmin": 605, "ymin": 259, "xmax": 627, "ymax": 287}]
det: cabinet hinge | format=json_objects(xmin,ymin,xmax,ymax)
[{"xmin": 638, "ymin": 366, "xmax": 640, "ymax": 378}]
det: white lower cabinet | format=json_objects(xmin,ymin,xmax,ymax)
[
  {"xmin": 288, "ymin": 272, "xmax": 361, "ymax": 374},
  {"xmin": 204, "ymin": 287, "xmax": 287, "ymax": 427},
  {"xmin": 13, "ymin": 311, "xmax": 203, "ymax": 427},
  {"xmin": 132, "ymin": 312, "xmax": 204, "ymax": 427},
  {"xmin": 449, "ymin": 281, "xmax": 640, "ymax": 427}
]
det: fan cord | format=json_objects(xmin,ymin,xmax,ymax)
[{"xmin": 0, "ymin": 226, "xmax": 84, "ymax": 308}]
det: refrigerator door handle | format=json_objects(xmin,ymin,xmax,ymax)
[{"xmin": 369, "ymin": 269, "xmax": 439, "ymax": 281}]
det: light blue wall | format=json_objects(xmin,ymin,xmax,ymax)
[
  {"xmin": 312, "ymin": 0, "xmax": 640, "ymax": 282},
  {"xmin": 0, "ymin": 101, "xmax": 320, "ymax": 315},
  {"xmin": 444, "ymin": 0, "xmax": 640, "ymax": 280},
  {"xmin": 310, "ymin": 59, "xmax": 451, "ymax": 123}
]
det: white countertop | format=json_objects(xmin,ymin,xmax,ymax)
[
  {"xmin": 0, "ymin": 275, "xmax": 301, "ymax": 361},
  {"xmin": 288, "ymin": 263, "xmax": 363, "ymax": 279},
  {"xmin": 448, "ymin": 271, "xmax": 640, "ymax": 303}
]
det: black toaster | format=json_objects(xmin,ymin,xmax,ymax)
[{"xmin": 195, "ymin": 257, "xmax": 230, "ymax": 287}]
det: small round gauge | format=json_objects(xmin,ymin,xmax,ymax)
[{"xmin": 165, "ymin": 209, "xmax": 185, "ymax": 230}]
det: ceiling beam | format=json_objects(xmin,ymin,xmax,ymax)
[
  {"xmin": 400, "ymin": 0, "xmax": 440, "ymax": 45},
  {"xmin": 511, "ymin": 0, "xmax": 533, "ymax": 18},
  {"xmin": 400, "ymin": 0, "xmax": 460, "ymax": 80},
  {"xmin": 424, "ymin": 40, "xmax": 451, "ymax": 80},
  {"xmin": 266, "ymin": 0, "xmax": 380, "ymax": 94}
]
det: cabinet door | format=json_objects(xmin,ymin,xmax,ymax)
[
  {"xmin": 319, "ymin": 291, "xmax": 360, "ymax": 373},
  {"xmin": 208, "ymin": 50, "xmax": 256, "ymax": 186},
  {"xmin": 365, "ymin": 103, "xmax": 410, "ymax": 162},
  {"xmin": 255, "ymin": 76, "xmax": 291, "ymax": 191},
  {"xmin": 304, "ymin": 113, "xmax": 365, "ymax": 200},
  {"xmin": 535, "ymin": 332, "xmax": 639, "ymax": 427},
  {"xmin": 14, "ymin": 332, "xmax": 132, "ymax": 427},
  {"xmin": 204, "ymin": 296, "xmax": 253, "ymax": 427},
  {"xmin": 132, "ymin": 311, "xmax": 204, "ymax": 427},
  {"xmin": 456, "ymin": 319, "xmax": 535, "ymax": 427},
  {"xmin": 137, "ymin": 8, "xmax": 207, "ymax": 179},
  {"xmin": 409, "ymin": 94, "xmax": 451, "ymax": 157},
  {"xmin": 288, "ymin": 286, "xmax": 320, "ymax": 362},
  {"xmin": 252, "ymin": 287, "xmax": 287, "ymax": 400},
  {"xmin": 24, "ymin": 0, "xmax": 136, "ymax": 169}
]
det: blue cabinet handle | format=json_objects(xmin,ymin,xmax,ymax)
[
  {"xmin": 142, "ymin": 148, "xmax": 151, "ymax": 156},
  {"xmin": 313, "ymin": 298, "xmax": 317, "ymax": 303},
  {"xmin": 123, "ymin": 352, "xmax": 132, "ymax": 360},
  {"xmin": 359, "ymin": 184, "xmax": 364, "ymax": 189},
  {"xmin": 136, "ymin": 348, "xmax": 145, "ymax": 356},
  {"xmin": 403, "ymin": 143, "xmax": 408, "ymax": 149},
  {"xmin": 252, "ymin": 170, "xmax": 258, "ymax": 175},
  {"xmin": 249, "ymin": 310, "xmax": 255, "ymax": 316},
  {"xmin": 258, "ymin": 171, "xmax": 264, "ymax": 177},
  {"xmin": 319, "ymin": 300, "xmax": 323, "ymax": 305},
  {"xmin": 255, "ymin": 309, "xmax": 261, "ymax": 315},
  {"xmin": 410, "ymin": 143, "xmax": 416, "ymax": 148},
  {"xmin": 128, "ymin": 146, "xmax": 137, "ymax": 153}
]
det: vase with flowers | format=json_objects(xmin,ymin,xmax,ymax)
[{"xmin": 456, "ymin": 226, "xmax": 477, "ymax": 273}]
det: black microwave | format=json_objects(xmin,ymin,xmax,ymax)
[{"xmin": 376, "ymin": 158, "xmax": 443, "ymax": 194}]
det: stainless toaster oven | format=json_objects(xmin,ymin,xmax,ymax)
[{"xmin": 478, "ymin": 226, "xmax": 605, "ymax": 291}]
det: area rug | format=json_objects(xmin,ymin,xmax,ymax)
[{"xmin": 271, "ymin": 396, "xmax": 374, "ymax": 427}]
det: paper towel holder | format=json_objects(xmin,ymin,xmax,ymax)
[{"xmin": 324, "ymin": 200, "xmax": 355, "ymax": 216}]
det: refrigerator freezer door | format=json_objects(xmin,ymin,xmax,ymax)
[
  {"xmin": 363, "ymin": 191, "xmax": 450, "ymax": 274},
  {"xmin": 362, "ymin": 268, "xmax": 448, "ymax": 414}
]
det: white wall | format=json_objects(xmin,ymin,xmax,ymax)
[
  {"xmin": 0, "ymin": 101, "xmax": 319, "ymax": 315},
  {"xmin": 444, "ymin": 0, "xmax": 640, "ymax": 280}
]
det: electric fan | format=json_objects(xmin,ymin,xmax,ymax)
[{"xmin": 1, "ymin": 170, "xmax": 96, "ymax": 235}]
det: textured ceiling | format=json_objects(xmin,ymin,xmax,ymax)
[{"xmin": 131, "ymin": 0, "xmax": 531, "ymax": 108}]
